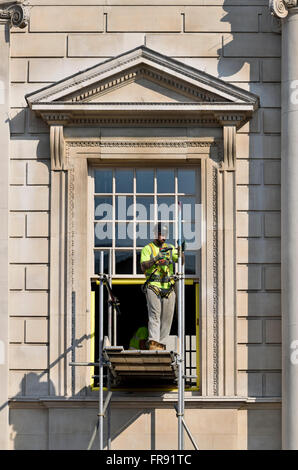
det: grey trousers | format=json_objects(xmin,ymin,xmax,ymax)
[{"xmin": 146, "ymin": 288, "xmax": 176, "ymax": 345}]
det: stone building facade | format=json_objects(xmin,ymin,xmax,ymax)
[{"xmin": 0, "ymin": 0, "xmax": 296, "ymax": 450}]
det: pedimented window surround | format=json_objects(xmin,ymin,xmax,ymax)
[{"xmin": 27, "ymin": 46, "xmax": 258, "ymax": 398}]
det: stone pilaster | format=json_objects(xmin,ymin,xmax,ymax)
[{"xmin": 271, "ymin": 1, "xmax": 298, "ymax": 450}]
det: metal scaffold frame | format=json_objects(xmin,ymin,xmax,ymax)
[{"xmin": 70, "ymin": 202, "xmax": 199, "ymax": 451}]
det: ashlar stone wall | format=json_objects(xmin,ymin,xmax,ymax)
[{"xmin": 7, "ymin": 0, "xmax": 281, "ymax": 448}]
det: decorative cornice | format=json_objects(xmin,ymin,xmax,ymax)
[
  {"xmin": 269, "ymin": 0, "xmax": 297, "ymax": 18},
  {"xmin": 0, "ymin": 2, "xmax": 29, "ymax": 28},
  {"xmin": 66, "ymin": 139, "xmax": 219, "ymax": 149}
]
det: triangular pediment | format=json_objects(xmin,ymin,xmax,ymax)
[{"xmin": 26, "ymin": 46, "xmax": 259, "ymax": 128}]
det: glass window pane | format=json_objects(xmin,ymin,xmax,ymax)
[
  {"xmin": 94, "ymin": 250, "xmax": 110, "ymax": 274},
  {"xmin": 115, "ymin": 222, "xmax": 134, "ymax": 247},
  {"xmin": 184, "ymin": 251, "xmax": 196, "ymax": 275},
  {"xmin": 136, "ymin": 251, "xmax": 143, "ymax": 274},
  {"xmin": 178, "ymin": 169, "xmax": 196, "ymax": 194},
  {"xmin": 94, "ymin": 196, "xmax": 113, "ymax": 220},
  {"xmin": 180, "ymin": 196, "xmax": 196, "ymax": 221},
  {"xmin": 136, "ymin": 222, "xmax": 152, "ymax": 247},
  {"xmin": 115, "ymin": 251, "xmax": 133, "ymax": 274},
  {"xmin": 166, "ymin": 222, "xmax": 176, "ymax": 246},
  {"xmin": 157, "ymin": 196, "xmax": 175, "ymax": 221},
  {"xmin": 157, "ymin": 169, "xmax": 175, "ymax": 193},
  {"xmin": 115, "ymin": 169, "xmax": 133, "ymax": 193},
  {"xmin": 136, "ymin": 196, "xmax": 154, "ymax": 220},
  {"xmin": 116, "ymin": 196, "xmax": 133, "ymax": 220},
  {"xmin": 136, "ymin": 169, "xmax": 154, "ymax": 193},
  {"xmin": 182, "ymin": 222, "xmax": 201, "ymax": 250},
  {"xmin": 94, "ymin": 222, "xmax": 112, "ymax": 247},
  {"xmin": 95, "ymin": 169, "xmax": 112, "ymax": 193}
]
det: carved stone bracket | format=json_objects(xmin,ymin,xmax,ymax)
[
  {"xmin": 0, "ymin": 2, "xmax": 29, "ymax": 28},
  {"xmin": 50, "ymin": 125, "xmax": 67, "ymax": 170},
  {"xmin": 269, "ymin": 0, "xmax": 298, "ymax": 18},
  {"xmin": 220, "ymin": 126, "xmax": 236, "ymax": 171}
]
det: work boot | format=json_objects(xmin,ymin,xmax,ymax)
[{"xmin": 149, "ymin": 340, "xmax": 164, "ymax": 351}]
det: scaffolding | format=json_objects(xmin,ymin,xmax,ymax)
[{"xmin": 70, "ymin": 203, "xmax": 199, "ymax": 451}]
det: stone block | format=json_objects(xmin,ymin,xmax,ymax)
[
  {"xmin": 264, "ymin": 265, "xmax": 281, "ymax": 290},
  {"xmin": 238, "ymin": 344, "xmax": 281, "ymax": 370},
  {"xmin": 28, "ymin": 57, "xmax": 101, "ymax": 82},
  {"xmin": 27, "ymin": 161, "xmax": 50, "ymax": 185},
  {"xmin": 107, "ymin": 6, "xmax": 182, "ymax": 32},
  {"xmin": 9, "ymin": 292, "xmax": 48, "ymax": 316},
  {"xmin": 9, "ymin": 318, "xmax": 24, "ymax": 343},
  {"xmin": 237, "ymin": 265, "xmax": 262, "ymax": 290},
  {"xmin": 9, "ymin": 409, "xmax": 48, "ymax": 435},
  {"xmin": 25, "ymin": 319, "xmax": 48, "ymax": 343},
  {"xmin": 262, "ymin": 59, "xmax": 281, "ymax": 83},
  {"xmin": 11, "ymin": 84, "xmax": 44, "ymax": 108},
  {"xmin": 27, "ymin": 109, "xmax": 49, "ymax": 134},
  {"xmin": 10, "ymin": 109, "xmax": 26, "ymax": 135},
  {"xmin": 223, "ymin": 33, "xmax": 281, "ymax": 58},
  {"xmin": 11, "ymin": 135, "xmax": 50, "ymax": 160},
  {"xmin": 11, "ymin": 59, "xmax": 28, "ymax": 83},
  {"xmin": 9, "ymin": 265, "xmax": 25, "ymax": 290},
  {"xmin": 9, "ymin": 239, "xmax": 49, "ymax": 264},
  {"xmin": 265, "ymin": 319, "xmax": 281, "ymax": 344},
  {"xmin": 264, "ymin": 372, "xmax": 281, "ymax": 397},
  {"xmin": 237, "ymin": 292, "xmax": 281, "ymax": 317},
  {"xmin": 263, "ymin": 161, "xmax": 281, "ymax": 185},
  {"xmin": 30, "ymin": 6, "xmax": 104, "ymax": 32},
  {"xmin": 25, "ymin": 265, "xmax": 48, "ymax": 290},
  {"xmin": 9, "ymin": 213, "xmax": 25, "ymax": 237},
  {"xmin": 237, "ymin": 318, "xmax": 262, "ymax": 344},
  {"xmin": 263, "ymin": 109, "xmax": 281, "ymax": 134},
  {"xmin": 11, "ymin": 33, "xmax": 66, "ymax": 58},
  {"xmin": 237, "ymin": 238, "xmax": 280, "ymax": 263},
  {"xmin": 236, "ymin": 212, "xmax": 262, "ymax": 238},
  {"xmin": 237, "ymin": 160, "xmax": 262, "ymax": 185},
  {"xmin": 237, "ymin": 134, "xmax": 281, "ymax": 159},
  {"xmin": 24, "ymin": 371, "xmax": 51, "ymax": 396},
  {"xmin": 179, "ymin": 57, "xmax": 260, "ymax": 82},
  {"xmin": 26, "ymin": 213, "xmax": 49, "ymax": 238},
  {"xmin": 10, "ymin": 161, "xmax": 26, "ymax": 185},
  {"xmin": 68, "ymin": 33, "xmax": 144, "ymax": 57},
  {"xmin": 9, "ymin": 370, "xmax": 26, "ymax": 396},
  {"xmin": 264, "ymin": 213, "xmax": 281, "ymax": 237},
  {"xmin": 10, "ymin": 186, "xmax": 49, "ymax": 211},
  {"xmin": 236, "ymin": 186, "xmax": 280, "ymax": 211},
  {"xmin": 237, "ymin": 371, "xmax": 263, "ymax": 397},
  {"xmin": 185, "ymin": 6, "xmax": 259, "ymax": 32},
  {"xmin": 9, "ymin": 344, "xmax": 48, "ymax": 369},
  {"xmin": 247, "ymin": 409, "xmax": 281, "ymax": 450},
  {"xmin": 146, "ymin": 33, "xmax": 226, "ymax": 57},
  {"xmin": 247, "ymin": 83, "xmax": 280, "ymax": 108}
]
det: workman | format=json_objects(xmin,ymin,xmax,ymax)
[
  {"xmin": 140, "ymin": 222, "xmax": 184, "ymax": 351},
  {"xmin": 129, "ymin": 326, "xmax": 148, "ymax": 350}
]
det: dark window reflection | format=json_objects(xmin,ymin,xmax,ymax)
[
  {"xmin": 95, "ymin": 169, "xmax": 112, "ymax": 193},
  {"xmin": 115, "ymin": 169, "xmax": 133, "ymax": 193},
  {"xmin": 178, "ymin": 169, "xmax": 196, "ymax": 194},
  {"xmin": 157, "ymin": 196, "xmax": 175, "ymax": 220},
  {"xmin": 94, "ymin": 196, "xmax": 112, "ymax": 220},
  {"xmin": 184, "ymin": 252, "xmax": 196, "ymax": 275},
  {"xmin": 94, "ymin": 250, "xmax": 110, "ymax": 274},
  {"xmin": 136, "ymin": 169, "xmax": 154, "ymax": 193},
  {"xmin": 116, "ymin": 196, "xmax": 133, "ymax": 220},
  {"xmin": 115, "ymin": 222, "xmax": 134, "ymax": 247},
  {"xmin": 115, "ymin": 251, "xmax": 133, "ymax": 274},
  {"xmin": 157, "ymin": 169, "xmax": 175, "ymax": 193},
  {"xmin": 136, "ymin": 196, "xmax": 154, "ymax": 220},
  {"xmin": 94, "ymin": 222, "xmax": 112, "ymax": 247}
]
